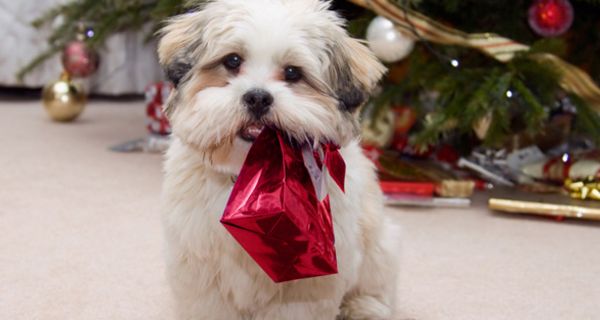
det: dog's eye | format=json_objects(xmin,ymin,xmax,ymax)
[
  {"xmin": 223, "ymin": 54, "xmax": 243, "ymax": 71},
  {"xmin": 284, "ymin": 66, "xmax": 302, "ymax": 83}
]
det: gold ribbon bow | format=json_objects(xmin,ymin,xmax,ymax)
[{"xmin": 565, "ymin": 178, "xmax": 600, "ymax": 201}]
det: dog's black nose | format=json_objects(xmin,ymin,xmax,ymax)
[{"xmin": 243, "ymin": 89, "xmax": 273, "ymax": 119}]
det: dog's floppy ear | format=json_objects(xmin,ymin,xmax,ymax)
[
  {"xmin": 328, "ymin": 36, "xmax": 386, "ymax": 113},
  {"xmin": 158, "ymin": 11, "xmax": 205, "ymax": 87}
]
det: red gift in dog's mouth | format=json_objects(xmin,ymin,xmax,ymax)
[
  {"xmin": 221, "ymin": 127, "xmax": 345, "ymax": 282},
  {"xmin": 239, "ymin": 123, "xmax": 265, "ymax": 142}
]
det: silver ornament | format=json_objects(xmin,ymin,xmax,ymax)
[{"xmin": 366, "ymin": 16, "xmax": 415, "ymax": 63}]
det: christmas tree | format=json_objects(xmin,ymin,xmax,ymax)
[{"xmin": 20, "ymin": 0, "xmax": 600, "ymax": 151}]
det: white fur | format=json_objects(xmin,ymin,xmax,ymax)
[{"xmin": 159, "ymin": 1, "xmax": 399, "ymax": 319}]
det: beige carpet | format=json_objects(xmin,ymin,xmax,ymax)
[{"xmin": 1, "ymin": 100, "xmax": 599, "ymax": 320}]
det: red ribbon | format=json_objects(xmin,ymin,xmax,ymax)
[
  {"xmin": 323, "ymin": 144, "xmax": 346, "ymax": 192},
  {"xmin": 220, "ymin": 129, "xmax": 346, "ymax": 282}
]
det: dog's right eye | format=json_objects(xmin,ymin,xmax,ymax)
[{"xmin": 223, "ymin": 54, "xmax": 243, "ymax": 71}]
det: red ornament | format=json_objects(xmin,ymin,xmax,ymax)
[
  {"xmin": 221, "ymin": 128, "xmax": 345, "ymax": 283},
  {"xmin": 145, "ymin": 82, "xmax": 173, "ymax": 135},
  {"xmin": 61, "ymin": 40, "xmax": 99, "ymax": 78},
  {"xmin": 528, "ymin": 0, "xmax": 574, "ymax": 37}
]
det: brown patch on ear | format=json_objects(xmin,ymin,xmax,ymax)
[
  {"xmin": 158, "ymin": 12, "xmax": 204, "ymax": 68},
  {"xmin": 329, "ymin": 36, "xmax": 387, "ymax": 113},
  {"xmin": 158, "ymin": 11, "xmax": 211, "ymax": 120},
  {"xmin": 158, "ymin": 12, "xmax": 206, "ymax": 87},
  {"xmin": 342, "ymin": 37, "xmax": 387, "ymax": 92}
]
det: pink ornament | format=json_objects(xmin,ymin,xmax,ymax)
[
  {"xmin": 528, "ymin": 0, "xmax": 574, "ymax": 37},
  {"xmin": 61, "ymin": 41, "xmax": 99, "ymax": 78}
]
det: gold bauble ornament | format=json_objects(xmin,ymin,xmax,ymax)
[{"xmin": 42, "ymin": 73, "xmax": 86, "ymax": 122}]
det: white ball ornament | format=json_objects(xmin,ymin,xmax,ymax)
[{"xmin": 366, "ymin": 16, "xmax": 415, "ymax": 63}]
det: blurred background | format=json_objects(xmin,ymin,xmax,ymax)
[{"xmin": 2, "ymin": 1, "xmax": 600, "ymax": 319}]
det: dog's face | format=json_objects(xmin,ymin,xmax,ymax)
[{"xmin": 158, "ymin": 0, "xmax": 385, "ymax": 174}]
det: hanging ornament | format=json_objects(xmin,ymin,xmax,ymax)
[
  {"xmin": 61, "ymin": 40, "xmax": 100, "ymax": 78},
  {"xmin": 528, "ymin": 0, "xmax": 574, "ymax": 37},
  {"xmin": 366, "ymin": 16, "xmax": 415, "ymax": 63},
  {"xmin": 42, "ymin": 73, "xmax": 86, "ymax": 122}
]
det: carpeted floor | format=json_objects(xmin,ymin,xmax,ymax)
[{"xmin": 1, "ymin": 100, "xmax": 599, "ymax": 320}]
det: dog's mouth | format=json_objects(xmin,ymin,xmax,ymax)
[
  {"xmin": 238, "ymin": 123, "xmax": 322, "ymax": 146},
  {"xmin": 238, "ymin": 122, "xmax": 265, "ymax": 142}
]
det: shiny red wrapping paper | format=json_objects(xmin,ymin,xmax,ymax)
[{"xmin": 221, "ymin": 128, "xmax": 345, "ymax": 283}]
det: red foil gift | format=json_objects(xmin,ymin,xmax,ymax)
[{"xmin": 221, "ymin": 128, "xmax": 345, "ymax": 283}]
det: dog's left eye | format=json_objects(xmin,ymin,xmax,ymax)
[
  {"xmin": 223, "ymin": 53, "xmax": 243, "ymax": 71},
  {"xmin": 284, "ymin": 66, "xmax": 302, "ymax": 83}
]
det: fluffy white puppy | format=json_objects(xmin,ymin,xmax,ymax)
[{"xmin": 158, "ymin": 0, "xmax": 399, "ymax": 319}]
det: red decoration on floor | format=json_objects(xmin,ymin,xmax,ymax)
[
  {"xmin": 528, "ymin": 0, "xmax": 574, "ymax": 37},
  {"xmin": 145, "ymin": 82, "xmax": 173, "ymax": 136},
  {"xmin": 379, "ymin": 181, "xmax": 436, "ymax": 196},
  {"xmin": 221, "ymin": 128, "xmax": 345, "ymax": 283}
]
